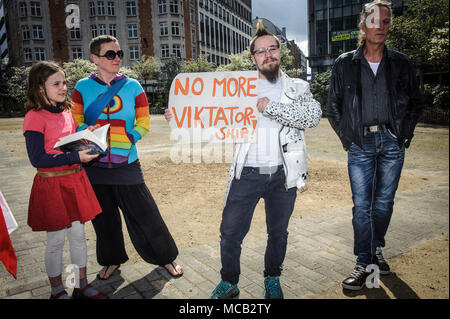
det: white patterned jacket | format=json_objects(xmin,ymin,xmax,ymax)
[{"xmin": 223, "ymin": 71, "xmax": 322, "ymax": 207}]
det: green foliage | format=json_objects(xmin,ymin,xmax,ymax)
[
  {"xmin": 158, "ymin": 57, "xmax": 183, "ymax": 106},
  {"xmin": 63, "ymin": 59, "xmax": 97, "ymax": 94},
  {"xmin": 118, "ymin": 66, "xmax": 139, "ymax": 80},
  {"xmin": 428, "ymin": 22, "xmax": 449, "ymax": 66},
  {"xmin": 309, "ymin": 69, "xmax": 332, "ymax": 113},
  {"xmin": 216, "ymin": 50, "xmax": 255, "ymax": 71},
  {"xmin": 1, "ymin": 66, "xmax": 30, "ymax": 106},
  {"xmin": 131, "ymin": 55, "xmax": 162, "ymax": 81},
  {"xmin": 181, "ymin": 54, "xmax": 217, "ymax": 73},
  {"xmin": 386, "ymin": 0, "xmax": 449, "ymax": 69},
  {"xmin": 285, "ymin": 68, "xmax": 304, "ymax": 79},
  {"xmin": 423, "ymin": 84, "xmax": 449, "ymax": 110}
]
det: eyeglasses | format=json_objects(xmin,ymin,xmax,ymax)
[
  {"xmin": 96, "ymin": 50, "xmax": 124, "ymax": 60},
  {"xmin": 253, "ymin": 46, "xmax": 280, "ymax": 57}
]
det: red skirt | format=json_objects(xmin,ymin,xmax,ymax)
[{"xmin": 28, "ymin": 166, "xmax": 102, "ymax": 231}]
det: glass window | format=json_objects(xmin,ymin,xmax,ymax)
[
  {"xmin": 24, "ymin": 48, "xmax": 32, "ymax": 62},
  {"xmin": 126, "ymin": 1, "xmax": 137, "ymax": 16},
  {"xmin": 19, "ymin": 2, "xmax": 27, "ymax": 17},
  {"xmin": 200, "ymin": 13, "xmax": 205, "ymax": 43},
  {"xmin": 30, "ymin": 2, "xmax": 41, "ymax": 17},
  {"xmin": 89, "ymin": 2, "xmax": 95, "ymax": 16},
  {"xmin": 343, "ymin": 5, "xmax": 352, "ymax": 16},
  {"xmin": 34, "ymin": 48, "xmax": 45, "ymax": 61},
  {"xmin": 107, "ymin": 2, "xmax": 115, "ymax": 16},
  {"xmin": 316, "ymin": 19, "xmax": 327, "ymax": 33},
  {"xmin": 172, "ymin": 44, "xmax": 181, "ymax": 58},
  {"xmin": 99, "ymin": 24, "xmax": 107, "ymax": 35},
  {"xmin": 161, "ymin": 44, "xmax": 170, "ymax": 58},
  {"xmin": 109, "ymin": 24, "xmax": 116, "ymax": 37},
  {"xmin": 160, "ymin": 22, "xmax": 168, "ymax": 36},
  {"xmin": 32, "ymin": 25, "xmax": 44, "ymax": 39},
  {"xmin": 130, "ymin": 46, "xmax": 140, "ymax": 60},
  {"xmin": 158, "ymin": 0, "xmax": 167, "ymax": 14},
  {"xmin": 128, "ymin": 24, "xmax": 138, "ymax": 38},
  {"xmin": 169, "ymin": 0, "xmax": 179, "ymax": 14},
  {"xmin": 22, "ymin": 26, "xmax": 30, "ymax": 40},
  {"xmin": 91, "ymin": 25, "xmax": 98, "ymax": 38},
  {"xmin": 97, "ymin": 1, "xmax": 105, "ymax": 16},
  {"xmin": 171, "ymin": 21, "xmax": 180, "ymax": 36},
  {"xmin": 72, "ymin": 48, "xmax": 83, "ymax": 60},
  {"xmin": 70, "ymin": 28, "xmax": 81, "ymax": 39}
]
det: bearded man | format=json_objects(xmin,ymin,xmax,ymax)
[{"xmin": 209, "ymin": 21, "xmax": 322, "ymax": 299}]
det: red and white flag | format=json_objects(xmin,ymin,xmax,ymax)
[{"xmin": 0, "ymin": 190, "xmax": 17, "ymax": 279}]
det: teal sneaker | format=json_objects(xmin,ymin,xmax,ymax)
[
  {"xmin": 264, "ymin": 276, "xmax": 284, "ymax": 299},
  {"xmin": 210, "ymin": 280, "xmax": 239, "ymax": 299}
]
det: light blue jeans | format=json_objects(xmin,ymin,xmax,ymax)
[{"xmin": 348, "ymin": 128, "xmax": 405, "ymax": 266}]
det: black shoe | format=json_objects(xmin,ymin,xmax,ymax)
[
  {"xmin": 342, "ymin": 265, "xmax": 369, "ymax": 291},
  {"xmin": 375, "ymin": 247, "xmax": 390, "ymax": 275}
]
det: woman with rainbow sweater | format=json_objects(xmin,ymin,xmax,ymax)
[{"xmin": 71, "ymin": 35, "xmax": 183, "ymax": 280}]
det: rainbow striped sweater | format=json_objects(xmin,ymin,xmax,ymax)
[{"xmin": 71, "ymin": 73, "xmax": 150, "ymax": 167}]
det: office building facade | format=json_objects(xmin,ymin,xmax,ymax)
[
  {"xmin": 307, "ymin": 0, "xmax": 407, "ymax": 78},
  {"xmin": 4, "ymin": 0, "xmax": 252, "ymax": 67}
]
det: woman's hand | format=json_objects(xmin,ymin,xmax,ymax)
[
  {"xmin": 164, "ymin": 109, "xmax": 172, "ymax": 122},
  {"xmin": 78, "ymin": 149, "xmax": 99, "ymax": 163}
]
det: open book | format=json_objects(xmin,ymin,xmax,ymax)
[{"xmin": 54, "ymin": 124, "xmax": 110, "ymax": 154}]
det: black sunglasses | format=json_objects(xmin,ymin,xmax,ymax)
[{"xmin": 96, "ymin": 50, "xmax": 124, "ymax": 60}]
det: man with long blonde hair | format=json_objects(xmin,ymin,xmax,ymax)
[{"xmin": 327, "ymin": 0, "xmax": 423, "ymax": 290}]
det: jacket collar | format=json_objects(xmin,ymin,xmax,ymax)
[{"xmin": 352, "ymin": 41, "xmax": 392, "ymax": 62}]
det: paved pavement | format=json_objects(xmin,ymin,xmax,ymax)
[{"xmin": 0, "ymin": 123, "xmax": 448, "ymax": 299}]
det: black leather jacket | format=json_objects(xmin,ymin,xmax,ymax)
[{"xmin": 327, "ymin": 43, "xmax": 424, "ymax": 150}]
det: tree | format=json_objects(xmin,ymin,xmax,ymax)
[
  {"xmin": 131, "ymin": 55, "xmax": 162, "ymax": 81},
  {"xmin": 63, "ymin": 59, "xmax": 96, "ymax": 95},
  {"xmin": 157, "ymin": 56, "xmax": 183, "ymax": 107},
  {"xmin": 285, "ymin": 68, "xmax": 304, "ymax": 79},
  {"xmin": 181, "ymin": 54, "xmax": 216, "ymax": 73},
  {"xmin": 216, "ymin": 50, "xmax": 255, "ymax": 72},
  {"xmin": 0, "ymin": 66, "xmax": 30, "ymax": 115},
  {"xmin": 309, "ymin": 69, "xmax": 332, "ymax": 114},
  {"xmin": 386, "ymin": 0, "xmax": 449, "ymax": 88}
]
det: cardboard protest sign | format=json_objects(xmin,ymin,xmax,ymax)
[{"xmin": 168, "ymin": 71, "xmax": 259, "ymax": 143}]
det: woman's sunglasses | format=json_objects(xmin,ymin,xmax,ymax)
[{"xmin": 96, "ymin": 50, "xmax": 124, "ymax": 60}]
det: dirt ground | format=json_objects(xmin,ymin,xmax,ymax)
[{"xmin": 0, "ymin": 116, "xmax": 448, "ymax": 298}]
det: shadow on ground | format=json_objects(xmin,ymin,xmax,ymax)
[{"xmin": 342, "ymin": 273, "xmax": 420, "ymax": 299}]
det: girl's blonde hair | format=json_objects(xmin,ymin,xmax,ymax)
[
  {"xmin": 358, "ymin": 0, "xmax": 393, "ymax": 45},
  {"xmin": 25, "ymin": 61, "xmax": 70, "ymax": 112}
]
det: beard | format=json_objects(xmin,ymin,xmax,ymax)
[{"xmin": 258, "ymin": 58, "xmax": 280, "ymax": 84}]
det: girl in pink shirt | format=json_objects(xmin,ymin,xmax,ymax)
[{"xmin": 23, "ymin": 61, "xmax": 107, "ymax": 299}]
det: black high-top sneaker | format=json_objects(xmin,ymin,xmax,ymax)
[
  {"xmin": 375, "ymin": 247, "xmax": 391, "ymax": 275},
  {"xmin": 342, "ymin": 265, "xmax": 370, "ymax": 291}
]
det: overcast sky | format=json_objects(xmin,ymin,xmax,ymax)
[{"xmin": 252, "ymin": 0, "xmax": 309, "ymax": 56}]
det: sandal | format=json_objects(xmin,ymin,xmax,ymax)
[
  {"xmin": 96, "ymin": 265, "xmax": 120, "ymax": 280},
  {"xmin": 164, "ymin": 262, "xmax": 183, "ymax": 278}
]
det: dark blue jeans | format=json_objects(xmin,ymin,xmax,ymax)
[
  {"xmin": 220, "ymin": 165, "xmax": 297, "ymax": 284},
  {"xmin": 348, "ymin": 128, "xmax": 405, "ymax": 267}
]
